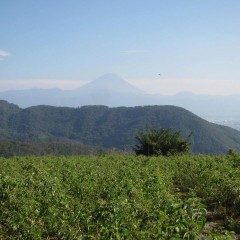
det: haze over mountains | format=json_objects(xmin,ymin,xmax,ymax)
[
  {"xmin": 0, "ymin": 74, "xmax": 240, "ymax": 124},
  {"xmin": 1, "ymin": 72, "xmax": 240, "ymax": 154}
]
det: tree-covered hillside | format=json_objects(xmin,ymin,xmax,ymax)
[{"xmin": 1, "ymin": 100, "xmax": 240, "ymax": 154}]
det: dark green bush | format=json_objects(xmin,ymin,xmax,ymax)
[{"xmin": 133, "ymin": 128, "xmax": 191, "ymax": 156}]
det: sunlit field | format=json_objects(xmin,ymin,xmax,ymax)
[{"xmin": 1, "ymin": 154, "xmax": 240, "ymax": 239}]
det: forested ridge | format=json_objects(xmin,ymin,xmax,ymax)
[{"xmin": 1, "ymin": 100, "xmax": 240, "ymax": 154}]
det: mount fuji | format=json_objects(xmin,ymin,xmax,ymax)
[
  {"xmin": 0, "ymin": 74, "xmax": 146, "ymax": 108},
  {"xmin": 0, "ymin": 73, "xmax": 240, "ymax": 122}
]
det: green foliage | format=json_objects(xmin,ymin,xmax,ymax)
[
  {"xmin": 1, "ymin": 101, "xmax": 240, "ymax": 154},
  {"xmin": 0, "ymin": 154, "xmax": 238, "ymax": 239},
  {"xmin": 133, "ymin": 128, "xmax": 191, "ymax": 156},
  {"xmin": 0, "ymin": 140, "xmax": 101, "ymax": 157}
]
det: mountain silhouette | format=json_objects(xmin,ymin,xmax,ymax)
[
  {"xmin": 77, "ymin": 73, "xmax": 143, "ymax": 94},
  {"xmin": 0, "ymin": 74, "xmax": 240, "ymax": 121}
]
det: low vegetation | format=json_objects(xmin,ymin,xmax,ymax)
[
  {"xmin": 0, "ymin": 140, "xmax": 101, "ymax": 157},
  {"xmin": 1, "ymin": 154, "xmax": 240, "ymax": 239}
]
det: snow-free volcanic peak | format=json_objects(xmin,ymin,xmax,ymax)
[{"xmin": 78, "ymin": 73, "xmax": 144, "ymax": 94}]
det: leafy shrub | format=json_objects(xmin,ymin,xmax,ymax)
[{"xmin": 133, "ymin": 128, "xmax": 191, "ymax": 156}]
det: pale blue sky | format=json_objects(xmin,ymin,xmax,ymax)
[{"xmin": 1, "ymin": 0, "xmax": 240, "ymax": 94}]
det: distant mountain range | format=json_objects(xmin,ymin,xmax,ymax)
[
  {"xmin": 1, "ymin": 100, "xmax": 240, "ymax": 154},
  {"xmin": 1, "ymin": 74, "xmax": 240, "ymax": 121}
]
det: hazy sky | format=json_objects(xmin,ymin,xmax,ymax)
[{"xmin": 1, "ymin": 0, "xmax": 240, "ymax": 95}]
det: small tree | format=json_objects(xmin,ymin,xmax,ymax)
[{"xmin": 133, "ymin": 128, "xmax": 191, "ymax": 156}]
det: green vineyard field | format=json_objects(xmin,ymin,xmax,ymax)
[{"xmin": 1, "ymin": 154, "xmax": 240, "ymax": 239}]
